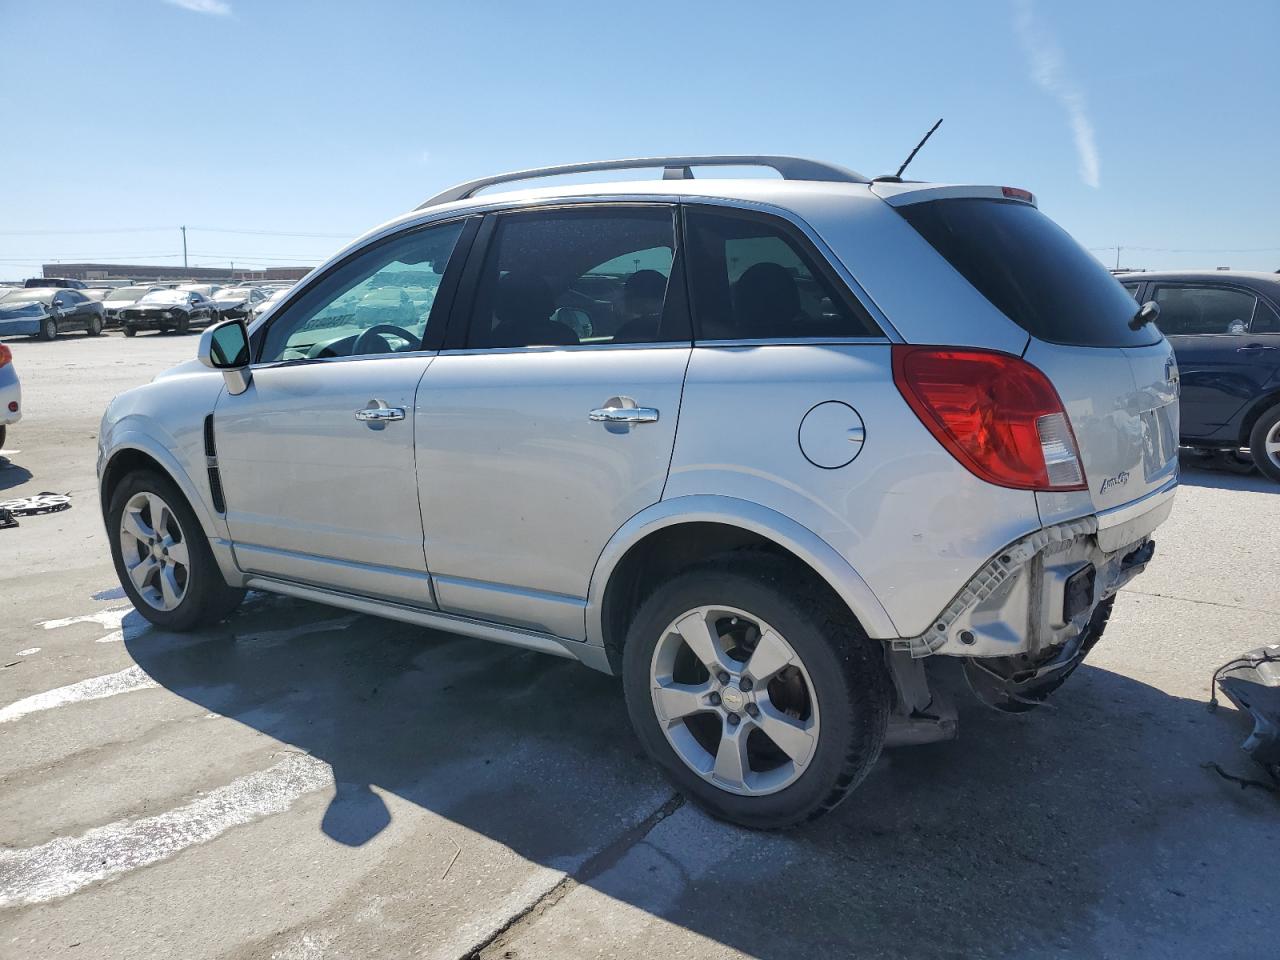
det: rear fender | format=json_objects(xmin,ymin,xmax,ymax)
[{"xmin": 585, "ymin": 494, "xmax": 899, "ymax": 649}]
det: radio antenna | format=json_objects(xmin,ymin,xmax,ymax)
[{"xmin": 894, "ymin": 118, "xmax": 943, "ymax": 179}]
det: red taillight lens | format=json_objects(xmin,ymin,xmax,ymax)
[
  {"xmin": 1001, "ymin": 186, "xmax": 1035, "ymax": 203},
  {"xmin": 892, "ymin": 345, "xmax": 1086, "ymax": 491},
  {"xmin": 0, "ymin": 344, "xmax": 11, "ymax": 368}
]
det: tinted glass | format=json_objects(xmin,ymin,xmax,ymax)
[
  {"xmin": 260, "ymin": 220, "xmax": 464, "ymax": 362},
  {"xmin": 466, "ymin": 207, "xmax": 680, "ymax": 348},
  {"xmin": 1122, "ymin": 282, "xmax": 1142, "ymax": 299},
  {"xmin": 1152, "ymin": 285, "xmax": 1257, "ymax": 336},
  {"xmin": 898, "ymin": 198, "xmax": 1159, "ymax": 347},
  {"xmin": 684, "ymin": 207, "xmax": 877, "ymax": 341},
  {"xmin": 1251, "ymin": 297, "xmax": 1280, "ymax": 333}
]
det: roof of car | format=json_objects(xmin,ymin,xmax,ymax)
[{"xmin": 1118, "ymin": 270, "xmax": 1280, "ymax": 285}]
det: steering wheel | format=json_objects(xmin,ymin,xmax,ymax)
[{"xmin": 352, "ymin": 324, "xmax": 418, "ymax": 355}]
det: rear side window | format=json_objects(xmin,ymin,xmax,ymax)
[
  {"xmin": 684, "ymin": 206, "xmax": 879, "ymax": 341},
  {"xmin": 1251, "ymin": 298, "xmax": 1280, "ymax": 333},
  {"xmin": 1151, "ymin": 285, "xmax": 1256, "ymax": 336},
  {"xmin": 898, "ymin": 198, "xmax": 1159, "ymax": 347},
  {"xmin": 464, "ymin": 206, "xmax": 684, "ymax": 348}
]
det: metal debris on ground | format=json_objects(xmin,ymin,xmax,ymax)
[
  {"xmin": 0, "ymin": 492, "xmax": 72, "ymax": 529},
  {"xmin": 1208, "ymin": 645, "xmax": 1280, "ymax": 789}
]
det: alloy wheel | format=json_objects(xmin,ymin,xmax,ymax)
[
  {"xmin": 649, "ymin": 605, "xmax": 821, "ymax": 796},
  {"xmin": 118, "ymin": 491, "xmax": 190, "ymax": 611},
  {"xmin": 1266, "ymin": 420, "xmax": 1280, "ymax": 471}
]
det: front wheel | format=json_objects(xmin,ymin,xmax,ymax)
[
  {"xmin": 622, "ymin": 553, "xmax": 890, "ymax": 829},
  {"xmin": 38, "ymin": 316, "xmax": 58, "ymax": 340},
  {"xmin": 0, "ymin": 425, "xmax": 7, "ymax": 449},
  {"xmin": 175, "ymin": 313, "xmax": 191, "ymax": 335},
  {"xmin": 107, "ymin": 469, "xmax": 245, "ymax": 630},
  {"xmin": 122, "ymin": 325, "xmax": 137, "ymax": 337},
  {"xmin": 1250, "ymin": 403, "xmax": 1280, "ymax": 484}
]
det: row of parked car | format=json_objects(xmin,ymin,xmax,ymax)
[{"xmin": 0, "ymin": 279, "xmax": 294, "ymax": 340}]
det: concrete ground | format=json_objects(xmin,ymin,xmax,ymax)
[{"xmin": 1, "ymin": 329, "xmax": 1277, "ymax": 960}]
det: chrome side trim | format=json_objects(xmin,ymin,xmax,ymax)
[{"xmin": 243, "ymin": 576, "xmax": 598, "ymax": 665}]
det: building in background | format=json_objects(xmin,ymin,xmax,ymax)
[{"xmin": 39, "ymin": 263, "xmax": 311, "ymax": 282}]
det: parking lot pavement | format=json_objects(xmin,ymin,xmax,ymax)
[{"xmin": 2, "ymin": 330, "xmax": 1277, "ymax": 959}]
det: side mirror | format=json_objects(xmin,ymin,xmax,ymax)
[
  {"xmin": 1130, "ymin": 300, "xmax": 1160, "ymax": 331},
  {"xmin": 198, "ymin": 319, "xmax": 252, "ymax": 395}
]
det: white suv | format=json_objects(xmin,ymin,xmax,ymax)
[{"xmin": 98, "ymin": 156, "xmax": 1179, "ymax": 828}]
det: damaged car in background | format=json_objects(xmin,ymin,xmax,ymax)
[
  {"xmin": 96, "ymin": 155, "xmax": 1179, "ymax": 829},
  {"xmin": 119, "ymin": 289, "xmax": 221, "ymax": 336}
]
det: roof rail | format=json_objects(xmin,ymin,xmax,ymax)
[{"xmin": 416, "ymin": 155, "xmax": 868, "ymax": 209}]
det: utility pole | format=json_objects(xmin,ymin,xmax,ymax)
[
  {"xmin": 1115, "ymin": 245, "xmax": 1121, "ymax": 270},
  {"xmin": 181, "ymin": 225, "xmax": 188, "ymax": 271}
]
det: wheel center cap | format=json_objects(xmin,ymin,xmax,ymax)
[{"xmin": 720, "ymin": 685, "xmax": 745, "ymax": 711}]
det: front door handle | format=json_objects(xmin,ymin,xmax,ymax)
[
  {"xmin": 355, "ymin": 400, "xmax": 406, "ymax": 423},
  {"xmin": 589, "ymin": 397, "xmax": 659, "ymax": 424},
  {"xmin": 1237, "ymin": 344, "xmax": 1278, "ymax": 352}
]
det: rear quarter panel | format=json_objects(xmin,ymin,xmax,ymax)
[{"xmin": 663, "ymin": 344, "xmax": 1043, "ymax": 637}]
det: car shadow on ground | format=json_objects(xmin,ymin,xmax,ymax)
[
  {"xmin": 123, "ymin": 597, "xmax": 1277, "ymax": 959},
  {"xmin": 0, "ymin": 460, "xmax": 34, "ymax": 491},
  {"xmin": 1177, "ymin": 451, "xmax": 1278, "ymax": 495}
]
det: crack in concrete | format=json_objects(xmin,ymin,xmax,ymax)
[
  {"xmin": 463, "ymin": 792, "xmax": 685, "ymax": 960},
  {"xmin": 1120, "ymin": 586, "xmax": 1280, "ymax": 617}
]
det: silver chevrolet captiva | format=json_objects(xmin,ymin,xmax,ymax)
[{"xmin": 99, "ymin": 156, "xmax": 1178, "ymax": 828}]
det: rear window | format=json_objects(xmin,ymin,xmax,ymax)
[{"xmin": 898, "ymin": 198, "xmax": 1159, "ymax": 347}]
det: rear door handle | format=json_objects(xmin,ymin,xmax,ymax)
[
  {"xmin": 355, "ymin": 400, "xmax": 406, "ymax": 423},
  {"xmin": 589, "ymin": 396, "xmax": 659, "ymax": 424},
  {"xmin": 1237, "ymin": 344, "xmax": 1278, "ymax": 352}
]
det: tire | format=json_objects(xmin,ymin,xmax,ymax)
[
  {"xmin": 107, "ymin": 469, "xmax": 245, "ymax": 631},
  {"xmin": 621, "ymin": 551, "xmax": 890, "ymax": 829},
  {"xmin": 1249, "ymin": 402, "xmax": 1280, "ymax": 484},
  {"xmin": 0, "ymin": 425, "xmax": 6, "ymax": 449},
  {"xmin": 38, "ymin": 316, "xmax": 58, "ymax": 340},
  {"xmin": 122, "ymin": 325, "xmax": 137, "ymax": 337},
  {"xmin": 175, "ymin": 314, "xmax": 190, "ymax": 335},
  {"xmin": 87, "ymin": 314, "xmax": 103, "ymax": 336}
]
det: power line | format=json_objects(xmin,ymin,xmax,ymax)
[
  {"xmin": 1089, "ymin": 244, "xmax": 1280, "ymax": 254},
  {"xmin": 0, "ymin": 225, "xmax": 352, "ymax": 239}
]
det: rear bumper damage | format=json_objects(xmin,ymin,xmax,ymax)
[{"xmin": 882, "ymin": 480, "xmax": 1175, "ymax": 734}]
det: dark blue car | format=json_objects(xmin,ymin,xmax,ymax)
[{"xmin": 1119, "ymin": 271, "xmax": 1280, "ymax": 483}]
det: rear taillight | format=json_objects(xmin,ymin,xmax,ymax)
[
  {"xmin": 0, "ymin": 344, "xmax": 11, "ymax": 368},
  {"xmin": 892, "ymin": 345, "xmax": 1086, "ymax": 491}
]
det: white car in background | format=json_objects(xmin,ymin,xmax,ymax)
[{"xmin": 0, "ymin": 343, "xmax": 20, "ymax": 449}]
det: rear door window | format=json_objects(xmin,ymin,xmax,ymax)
[
  {"xmin": 898, "ymin": 198, "xmax": 1159, "ymax": 347},
  {"xmin": 462, "ymin": 205, "xmax": 686, "ymax": 348},
  {"xmin": 1151, "ymin": 285, "xmax": 1256, "ymax": 336},
  {"xmin": 684, "ymin": 206, "xmax": 880, "ymax": 341},
  {"xmin": 1250, "ymin": 298, "xmax": 1280, "ymax": 333}
]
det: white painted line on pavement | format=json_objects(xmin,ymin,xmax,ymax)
[
  {"xmin": 40, "ymin": 607, "xmax": 134, "ymax": 632},
  {"xmin": 95, "ymin": 631, "xmax": 124, "ymax": 644},
  {"xmin": 0, "ymin": 753, "xmax": 333, "ymax": 908},
  {"xmin": 16, "ymin": 648, "xmax": 40, "ymax": 657},
  {"xmin": 0, "ymin": 665, "xmax": 159, "ymax": 724},
  {"xmin": 234, "ymin": 616, "xmax": 358, "ymax": 644}
]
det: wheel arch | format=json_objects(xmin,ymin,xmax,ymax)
[
  {"xmin": 100, "ymin": 433, "xmax": 221, "ymax": 546},
  {"xmin": 1239, "ymin": 388, "xmax": 1280, "ymax": 448},
  {"xmin": 586, "ymin": 495, "xmax": 899, "ymax": 673}
]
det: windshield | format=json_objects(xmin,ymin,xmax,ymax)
[
  {"xmin": 897, "ymin": 198, "xmax": 1161, "ymax": 348},
  {"xmin": 107, "ymin": 286, "xmax": 152, "ymax": 301},
  {"xmin": 139, "ymin": 290, "xmax": 187, "ymax": 305},
  {"xmin": 5, "ymin": 290, "xmax": 54, "ymax": 305}
]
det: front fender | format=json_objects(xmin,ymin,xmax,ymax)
[{"xmin": 584, "ymin": 494, "xmax": 900, "ymax": 648}]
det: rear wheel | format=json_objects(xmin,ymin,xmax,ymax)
[
  {"xmin": 0, "ymin": 425, "xmax": 6, "ymax": 449},
  {"xmin": 107, "ymin": 469, "xmax": 245, "ymax": 630},
  {"xmin": 622, "ymin": 553, "xmax": 890, "ymax": 829},
  {"xmin": 1250, "ymin": 403, "xmax": 1280, "ymax": 484},
  {"xmin": 87, "ymin": 314, "xmax": 103, "ymax": 336}
]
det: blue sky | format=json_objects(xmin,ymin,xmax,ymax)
[{"xmin": 1, "ymin": 0, "xmax": 1277, "ymax": 278}]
